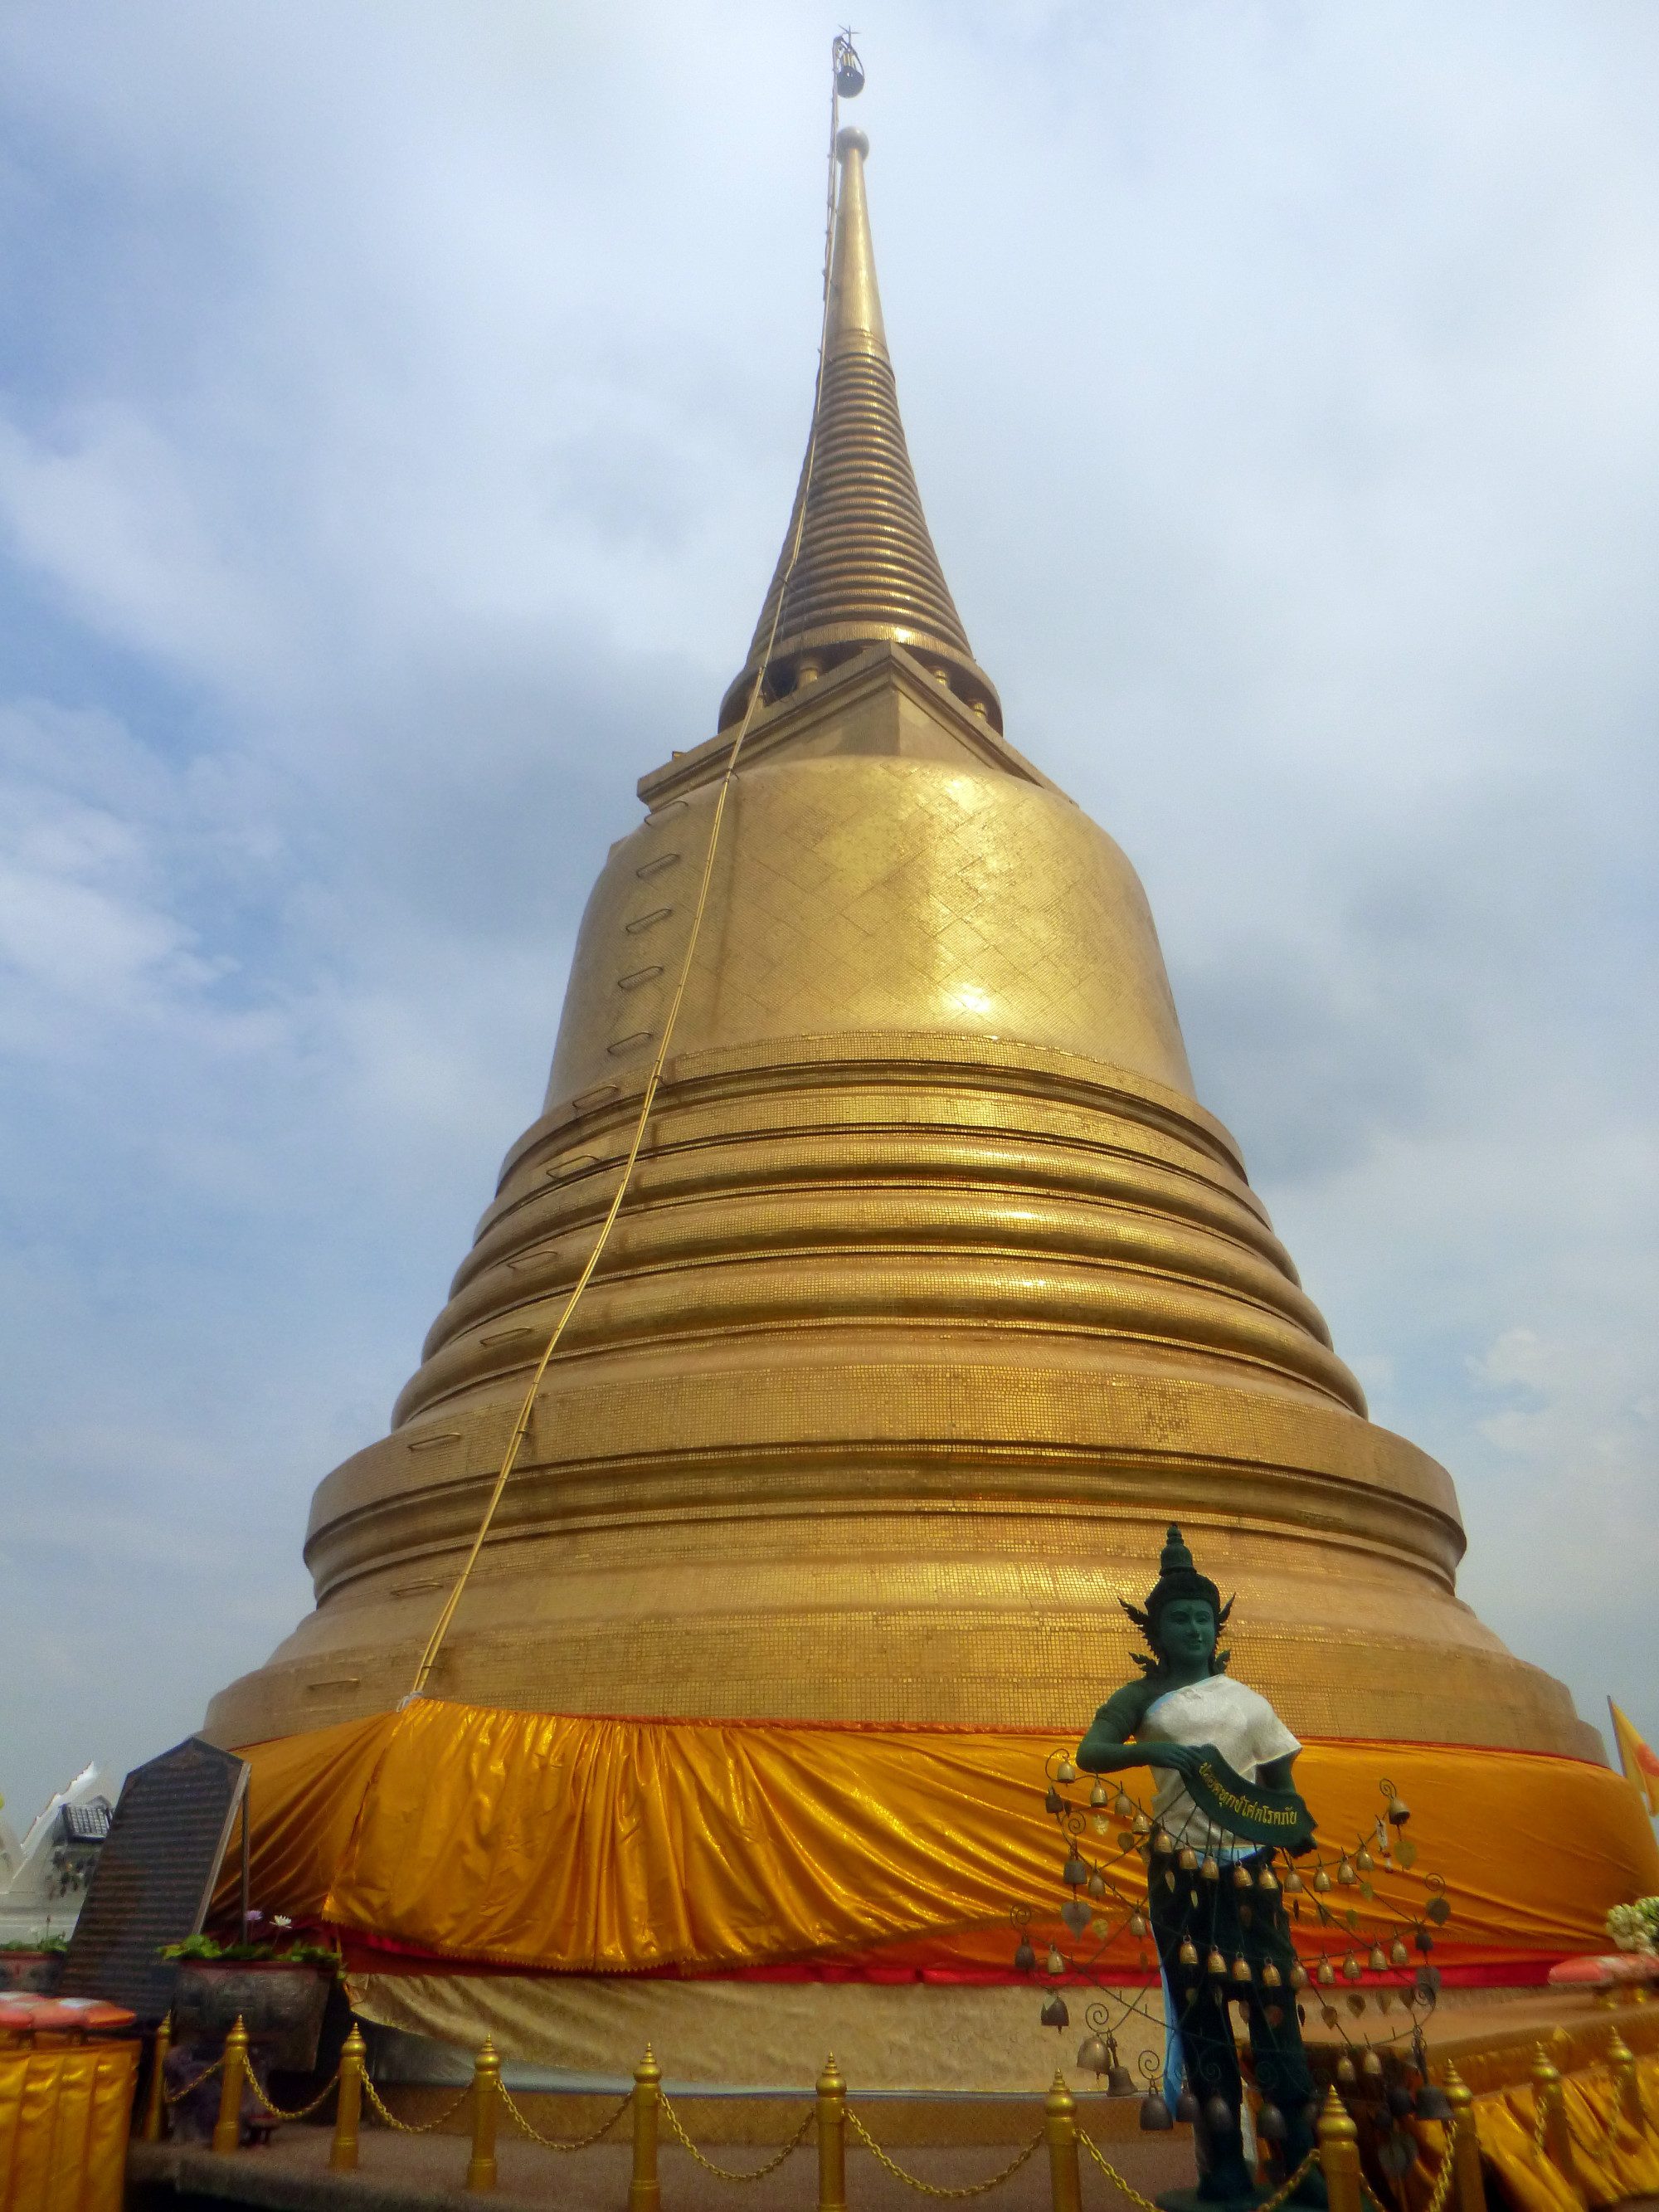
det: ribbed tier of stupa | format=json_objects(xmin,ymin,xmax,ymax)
[{"xmin": 205, "ymin": 129, "xmax": 1595, "ymax": 1769}]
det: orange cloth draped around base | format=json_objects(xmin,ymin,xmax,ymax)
[
  {"xmin": 0, "ymin": 2043, "xmax": 138, "ymax": 2212},
  {"xmin": 220, "ymin": 1701, "xmax": 1659, "ymax": 1978}
]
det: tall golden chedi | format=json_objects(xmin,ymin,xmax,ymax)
[{"xmin": 210, "ymin": 127, "xmax": 1592, "ymax": 1761}]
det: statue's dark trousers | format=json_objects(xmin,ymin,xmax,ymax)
[{"xmin": 1150, "ymin": 1849, "xmax": 1325, "ymax": 2207}]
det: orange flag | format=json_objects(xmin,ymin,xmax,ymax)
[{"xmin": 1610, "ymin": 1701, "xmax": 1659, "ymax": 1815}]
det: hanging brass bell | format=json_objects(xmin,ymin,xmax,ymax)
[
  {"xmin": 1088, "ymin": 1870, "xmax": 1107, "ymax": 1900},
  {"xmin": 1076, "ymin": 2033, "xmax": 1109, "ymax": 2074},
  {"xmin": 1179, "ymin": 1845, "xmax": 1199, "ymax": 1871},
  {"xmin": 1342, "ymin": 1953, "xmax": 1363, "ymax": 1982},
  {"xmin": 1313, "ymin": 1869, "xmax": 1331, "ymax": 1893},
  {"xmin": 1337, "ymin": 1859, "xmax": 1357, "ymax": 1888},
  {"xmin": 1201, "ymin": 1855, "xmax": 1221, "ymax": 1883},
  {"xmin": 1368, "ymin": 1946, "xmax": 1387, "ymax": 1974},
  {"xmin": 1283, "ymin": 1869, "xmax": 1305, "ymax": 1895},
  {"xmin": 1335, "ymin": 2054, "xmax": 1357, "ymax": 2086},
  {"xmin": 1262, "ymin": 1961, "xmax": 1282, "ymax": 1988},
  {"xmin": 1391, "ymin": 1939, "xmax": 1409, "ymax": 1968},
  {"xmin": 1133, "ymin": 1810, "xmax": 1151, "ymax": 1836},
  {"xmin": 1355, "ymin": 1846, "xmax": 1374, "ymax": 1873},
  {"xmin": 1041, "ymin": 1992, "xmax": 1070, "ymax": 2030},
  {"xmin": 1289, "ymin": 1963, "xmax": 1309, "ymax": 1991},
  {"xmin": 1387, "ymin": 1795, "xmax": 1410, "ymax": 1826},
  {"xmin": 1154, "ymin": 1829, "xmax": 1176, "ymax": 1855},
  {"xmin": 1129, "ymin": 1910, "xmax": 1150, "ymax": 1939},
  {"xmin": 1258, "ymin": 1863, "xmax": 1280, "ymax": 1894},
  {"xmin": 1361, "ymin": 2050, "xmax": 1384, "ymax": 2079},
  {"xmin": 1014, "ymin": 1936, "xmax": 1037, "ymax": 1973},
  {"xmin": 1180, "ymin": 1936, "xmax": 1199, "ymax": 1966},
  {"xmin": 1233, "ymin": 1863, "xmax": 1254, "ymax": 1891},
  {"xmin": 1116, "ymin": 1792, "xmax": 1136, "ymax": 1820},
  {"xmin": 1107, "ymin": 2063, "xmax": 1136, "ymax": 2098},
  {"xmin": 1063, "ymin": 1854, "xmax": 1088, "ymax": 1888},
  {"xmin": 1046, "ymin": 1944, "xmax": 1065, "ymax": 1975},
  {"xmin": 1207, "ymin": 1948, "xmax": 1227, "ymax": 1977},
  {"xmin": 1090, "ymin": 1779, "xmax": 1108, "ymax": 1808},
  {"xmin": 1058, "ymin": 1758, "xmax": 1078, "ymax": 1784},
  {"xmin": 1232, "ymin": 1956, "xmax": 1253, "ymax": 1985},
  {"xmin": 1317, "ymin": 1960, "xmax": 1336, "ymax": 1986}
]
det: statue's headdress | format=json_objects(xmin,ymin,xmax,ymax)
[{"xmin": 1120, "ymin": 1525, "xmax": 1234, "ymax": 1678}]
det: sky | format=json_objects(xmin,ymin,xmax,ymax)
[{"xmin": 1, "ymin": 1, "xmax": 1656, "ymax": 1830}]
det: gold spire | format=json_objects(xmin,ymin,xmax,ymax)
[{"xmin": 718, "ymin": 128, "xmax": 1002, "ymax": 733}]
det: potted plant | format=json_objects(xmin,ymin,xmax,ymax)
[
  {"xmin": 163, "ymin": 1916, "xmax": 340, "ymax": 2073},
  {"xmin": 0, "ymin": 1935, "xmax": 67, "ymax": 1995}
]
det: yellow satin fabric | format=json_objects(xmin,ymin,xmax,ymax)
[
  {"xmin": 222, "ymin": 1702, "xmax": 1659, "ymax": 1974},
  {"xmin": 1467, "ymin": 2054, "xmax": 1659, "ymax": 2212},
  {"xmin": 0, "ymin": 2044, "xmax": 138, "ymax": 2212}
]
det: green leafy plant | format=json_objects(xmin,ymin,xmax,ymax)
[
  {"xmin": 158, "ymin": 1931, "xmax": 339, "ymax": 1968},
  {"xmin": 0, "ymin": 1935, "xmax": 69, "ymax": 1954}
]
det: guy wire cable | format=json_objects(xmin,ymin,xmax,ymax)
[{"xmin": 410, "ymin": 37, "xmax": 863, "ymax": 1698}]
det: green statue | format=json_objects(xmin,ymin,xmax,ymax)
[{"xmin": 1078, "ymin": 1527, "xmax": 1326, "ymax": 2208}]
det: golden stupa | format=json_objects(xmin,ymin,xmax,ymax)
[{"xmin": 206, "ymin": 126, "xmax": 1593, "ymax": 1772}]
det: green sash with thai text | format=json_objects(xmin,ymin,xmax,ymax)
[{"xmin": 1185, "ymin": 1752, "xmax": 1316, "ymax": 1852}]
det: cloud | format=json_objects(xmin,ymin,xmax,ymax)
[{"xmin": 0, "ymin": 0, "xmax": 1656, "ymax": 1820}]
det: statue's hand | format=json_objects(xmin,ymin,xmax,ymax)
[{"xmin": 1151, "ymin": 1742, "xmax": 1209, "ymax": 1781}]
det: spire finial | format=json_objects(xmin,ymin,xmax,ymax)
[
  {"xmin": 718, "ymin": 107, "xmax": 1001, "ymax": 734},
  {"xmin": 825, "ymin": 129, "xmax": 886, "ymax": 361}
]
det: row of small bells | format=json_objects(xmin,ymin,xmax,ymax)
[{"xmin": 1033, "ymin": 1765, "xmax": 1428, "ymax": 2135}]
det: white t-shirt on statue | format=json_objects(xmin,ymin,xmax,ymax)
[{"xmin": 1137, "ymin": 1674, "xmax": 1301, "ymax": 1853}]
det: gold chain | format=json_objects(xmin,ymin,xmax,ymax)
[
  {"xmin": 238, "ymin": 2052, "xmax": 343, "ymax": 2122},
  {"xmin": 162, "ymin": 2054, "xmax": 225, "ymax": 2107},
  {"xmin": 360, "ymin": 2074, "xmax": 474, "ymax": 2135},
  {"xmin": 1421, "ymin": 2137, "xmax": 1457, "ymax": 2212},
  {"xmin": 845, "ymin": 2111, "xmax": 1044, "ymax": 2200},
  {"xmin": 1082, "ymin": 2133, "xmax": 1316, "ymax": 2212},
  {"xmin": 498, "ymin": 2081, "xmax": 633, "ymax": 2151},
  {"xmin": 658, "ymin": 2094, "xmax": 815, "ymax": 2181},
  {"xmin": 1532, "ymin": 2096, "xmax": 1549, "ymax": 2157}
]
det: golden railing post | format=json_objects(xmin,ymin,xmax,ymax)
[
  {"xmin": 141, "ymin": 2011, "xmax": 172, "ymax": 2143},
  {"xmin": 630, "ymin": 2046, "xmax": 663, "ymax": 2212},
  {"xmin": 1443, "ymin": 2065, "xmax": 1483, "ymax": 2212},
  {"xmin": 817, "ymin": 2054, "xmax": 847, "ymax": 2212},
  {"xmin": 330, "ymin": 2023, "xmax": 366, "ymax": 2172},
  {"xmin": 1045, "ymin": 2071, "xmax": 1082, "ymax": 2212},
  {"xmin": 1532, "ymin": 2045, "xmax": 1573, "ymax": 2175},
  {"xmin": 1608, "ymin": 2034, "xmax": 1642, "ymax": 2132},
  {"xmin": 466, "ymin": 2037, "xmax": 500, "ymax": 2192},
  {"xmin": 1317, "ymin": 2086, "xmax": 1362, "ymax": 2212},
  {"xmin": 212, "ymin": 2015, "xmax": 249, "ymax": 2156}
]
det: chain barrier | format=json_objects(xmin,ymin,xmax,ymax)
[
  {"xmin": 1531, "ymin": 2098, "xmax": 1548, "ymax": 2159},
  {"xmin": 237, "ymin": 2052, "xmax": 343, "ymax": 2123},
  {"xmin": 1079, "ymin": 2134, "xmax": 1317, "ymax": 2212},
  {"xmin": 845, "ymin": 2109, "xmax": 1045, "ymax": 2200},
  {"xmin": 360, "ymin": 2073, "xmax": 474, "ymax": 2136},
  {"xmin": 161, "ymin": 2054, "xmax": 225, "ymax": 2107},
  {"xmin": 499, "ymin": 2080, "xmax": 633, "ymax": 2151},
  {"xmin": 659, "ymin": 2093, "xmax": 816, "ymax": 2181}
]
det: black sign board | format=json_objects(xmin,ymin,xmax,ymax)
[{"xmin": 59, "ymin": 1736, "xmax": 248, "ymax": 2021}]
